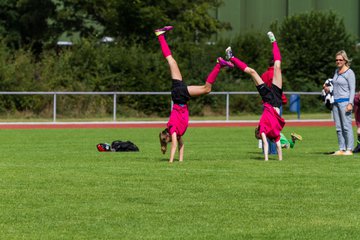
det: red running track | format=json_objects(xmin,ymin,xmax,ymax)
[{"xmin": 0, "ymin": 120, "xmax": 340, "ymax": 129}]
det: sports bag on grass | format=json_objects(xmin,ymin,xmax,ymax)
[
  {"xmin": 111, "ymin": 140, "xmax": 139, "ymax": 152},
  {"xmin": 97, "ymin": 143, "xmax": 111, "ymax": 152}
]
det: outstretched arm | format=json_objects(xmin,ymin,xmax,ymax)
[
  {"xmin": 275, "ymin": 140, "xmax": 282, "ymax": 161},
  {"xmin": 169, "ymin": 132, "xmax": 178, "ymax": 163},
  {"xmin": 178, "ymin": 137, "xmax": 184, "ymax": 162},
  {"xmin": 261, "ymin": 133, "xmax": 269, "ymax": 161}
]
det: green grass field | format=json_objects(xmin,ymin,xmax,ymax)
[{"xmin": 0, "ymin": 126, "xmax": 359, "ymax": 239}]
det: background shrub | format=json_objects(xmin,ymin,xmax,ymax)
[{"xmin": 0, "ymin": 11, "xmax": 358, "ymax": 118}]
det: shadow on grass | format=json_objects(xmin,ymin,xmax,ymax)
[
  {"xmin": 247, "ymin": 151, "xmax": 267, "ymax": 161},
  {"xmin": 159, "ymin": 157, "xmax": 169, "ymax": 162},
  {"xmin": 308, "ymin": 151, "xmax": 360, "ymax": 156},
  {"xmin": 248, "ymin": 151, "xmax": 288, "ymax": 161}
]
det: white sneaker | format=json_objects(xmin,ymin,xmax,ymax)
[
  {"xmin": 225, "ymin": 47, "xmax": 233, "ymax": 60},
  {"xmin": 343, "ymin": 150, "xmax": 353, "ymax": 156},
  {"xmin": 267, "ymin": 31, "xmax": 276, "ymax": 43}
]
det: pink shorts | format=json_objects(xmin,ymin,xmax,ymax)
[
  {"xmin": 354, "ymin": 93, "xmax": 360, "ymax": 127},
  {"xmin": 258, "ymin": 103, "xmax": 285, "ymax": 142},
  {"xmin": 167, "ymin": 104, "xmax": 189, "ymax": 137}
]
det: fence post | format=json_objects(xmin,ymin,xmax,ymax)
[
  {"xmin": 226, "ymin": 93, "xmax": 229, "ymax": 121},
  {"xmin": 53, "ymin": 93, "xmax": 57, "ymax": 122},
  {"xmin": 113, "ymin": 93, "xmax": 117, "ymax": 122}
]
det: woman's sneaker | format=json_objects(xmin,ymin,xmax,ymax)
[
  {"xmin": 332, "ymin": 150, "xmax": 345, "ymax": 156},
  {"xmin": 343, "ymin": 150, "xmax": 353, "ymax": 156},
  {"xmin": 154, "ymin": 26, "xmax": 173, "ymax": 36}
]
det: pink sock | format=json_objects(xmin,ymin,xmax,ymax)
[
  {"xmin": 157, "ymin": 34, "xmax": 171, "ymax": 58},
  {"xmin": 206, "ymin": 63, "xmax": 221, "ymax": 84},
  {"xmin": 230, "ymin": 57, "xmax": 248, "ymax": 71},
  {"xmin": 272, "ymin": 41, "xmax": 281, "ymax": 61}
]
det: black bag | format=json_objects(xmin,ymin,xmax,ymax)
[{"xmin": 111, "ymin": 140, "xmax": 139, "ymax": 152}]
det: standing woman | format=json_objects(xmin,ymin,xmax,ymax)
[{"xmin": 325, "ymin": 50, "xmax": 356, "ymax": 155}]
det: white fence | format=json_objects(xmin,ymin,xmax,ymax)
[{"xmin": 0, "ymin": 91, "xmax": 321, "ymax": 122}]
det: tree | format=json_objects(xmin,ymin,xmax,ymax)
[
  {"xmin": 274, "ymin": 11, "xmax": 355, "ymax": 91},
  {"xmin": 52, "ymin": 0, "xmax": 107, "ymax": 39},
  {"xmin": 96, "ymin": 0, "xmax": 230, "ymax": 43},
  {"xmin": 54, "ymin": 0, "xmax": 229, "ymax": 43},
  {"xmin": 0, "ymin": 0, "xmax": 229, "ymax": 52},
  {"xmin": 0, "ymin": 0, "xmax": 56, "ymax": 50}
]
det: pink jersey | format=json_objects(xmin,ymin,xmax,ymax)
[
  {"xmin": 258, "ymin": 103, "xmax": 285, "ymax": 142},
  {"xmin": 167, "ymin": 104, "xmax": 189, "ymax": 136}
]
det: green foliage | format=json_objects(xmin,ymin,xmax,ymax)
[
  {"xmin": 0, "ymin": 0, "xmax": 228, "ymax": 52},
  {"xmin": 274, "ymin": 11, "xmax": 355, "ymax": 91},
  {"xmin": 0, "ymin": 41, "xmax": 50, "ymax": 114},
  {"xmin": 88, "ymin": 0, "xmax": 229, "ymax": 44},
  {"xmin": 220, "ymin": 11, "xmax": 358, "ymax": 113},
  {"xmin": 37, "ymin": 39, "xmax": 172, "ymax": 117},
  {"xmin": 0, "ymin": 9, "xmax": 358, "ymax": 117},
  {"xmin": 0, "ymin": 0, "xmax": 56, "ymax": 49}
]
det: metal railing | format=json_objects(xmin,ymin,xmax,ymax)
[{"xmin": 0, "ymin": 91, "xmax": 321, "ymax": 122}]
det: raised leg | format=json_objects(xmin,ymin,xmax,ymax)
[
  {"xmin": 155, "ymin": 26, "xmax": 182, "ymax": 81},
  {"xmin": 244, "ymin": 67, "xmax": 264, "ymax": 86},
  {"xmin": 226, "ymin": 47, "xmax": 264, "ymax": 86},
  {"xmin": 268, "ymin": 32, "xmax": 282, "ymax": 89},
  {"xmin": 231, "ymin": 57, "xmax": 263, "ymax": 86},
  {"xmin": 187, "ymin": 57, "xmax": 233, "ymax": 96},
  {"xmin": 187, "ymin": 83, "xmax": 212, "ymax": 96},
  {"xmin": 166, "ymin": 56, "xmax": 182, "ymax": 80}
]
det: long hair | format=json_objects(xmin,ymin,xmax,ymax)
[{"xmin": 336, "ymin": 50, "xmax": 352, "ymax": 67}]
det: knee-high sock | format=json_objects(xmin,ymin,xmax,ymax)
[
  {"xmin": 157, "ymin": 34, "xmax": 171, "ymax": 58},
  {"xmin": 272, "ymin": 41, "xmax": 281, "ymax": 62},
  {"xmin": 230, "ymin": 57, "xmax": 248, "ymax": 71},
  {"xmin": 206, "ymin": 63, "xmax": 221, "ymax": 84}
]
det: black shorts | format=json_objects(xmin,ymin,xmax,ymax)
[
  {"xmin": 256, "ymin": 83, "xmax": 282, "ymax": 108},
  {"xmin": 171, "ymin": 79, "xmax": 191, "ymax": 105}
]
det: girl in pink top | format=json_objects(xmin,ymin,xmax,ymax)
[
  {"xmin": 226, "ymin": 32, "xmax": 285, "ymax": 161},
  {"xmin": 155, "ymin": 26, "xmax": 233, "ymax": 163}
]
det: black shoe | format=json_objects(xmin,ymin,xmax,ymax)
[{"xmin": 353, "ymin": 145, "xmax": 360, "ymax": 153}]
